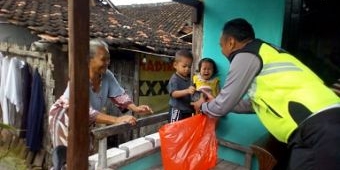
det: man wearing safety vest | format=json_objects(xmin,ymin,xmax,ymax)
[{"xmin": 192, "ymin": 18, "xmax": 340, "ymax": 170}]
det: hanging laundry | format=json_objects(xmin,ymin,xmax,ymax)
[
  {"xmin": 0, "ymin": 53, "xmax": 3, "ymax": 122},
  {"xmin": 19, "ymin": 63, "xmax": 32, "ymax": 138},
  {"xmin": 0, "ymin": 52, "xmax": 2, "ymax": 84},
  {"xmin": 0, "ymin": 55, "xmax": 11, "ymax": 124},
  {"xmin": 26, "ymin": 68, "xmax": 45, "ymax": 152},
  {"xmin": 5, "ymin": 57, "xmax": 26, "ymax": 127}
]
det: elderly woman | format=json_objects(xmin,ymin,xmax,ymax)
[{"xmin": 49, "ymin": 39, "xmax": 153, "ymax": 169}]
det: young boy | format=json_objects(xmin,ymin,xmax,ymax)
[{"xmin": 167, "ymin": 50, "xmax": 196, "ymax": 122}]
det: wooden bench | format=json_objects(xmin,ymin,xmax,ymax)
[
  {"xmin": 217, "ymin": 139, "xmax": 253, "ymax": 169},
  {"xmin": 250, "ymin": 133, "xmax": 289, "ymax": 170},
  {"xmin": 331, "ymin": 78, "xmax": 340, "ymax": 96}
]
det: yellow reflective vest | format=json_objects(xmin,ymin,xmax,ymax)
[{"xmin": 232, "ymin": 39, "xmax": 340, "ymax": 143}]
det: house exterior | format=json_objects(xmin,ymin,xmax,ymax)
[
  {"xmin": 0, "ymin": 0, "xmax": 191, "ymax": 168},
  {"xmin": 3, "ymin": 0, "xmax": 338, "ymax": 169}
]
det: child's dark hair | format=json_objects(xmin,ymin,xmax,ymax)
[
  {"xmin": 197, "ymin": 58, "xmax": 218, "ymax": 76},
  {"xmin": 175, "ymin": 50, "xmax": 193, "ymax": 62}
]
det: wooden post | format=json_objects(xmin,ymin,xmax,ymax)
[
  {"xmin": 134, "ymin": 53, "xmax": 141, "ymax": 138},
  {"xmin": 97, "ymin": 124, "xmax": 108, "ymax": 169},
  {"xmin": 133, "ymin": 54, "xmax": 140, "ymax": 107},
  {"xmin": 67, "ymin": 0, "xmax": 90, "ymax": 169},
  {"xmin": 192, "ymin": 21, "xmax": 203, "ymax": 74},
  {"xmin": 97, "ymin": 138, "xmax": 108, "ymax": 168}
]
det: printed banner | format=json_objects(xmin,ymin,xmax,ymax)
[{"xmin": 139, "ymin": 54, "xmax": 175, "ymax": 113}]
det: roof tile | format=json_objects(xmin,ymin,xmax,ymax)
[
  {"xmin": 118, "ymin": 2, "xmax": 193, "ymax": 36},
  {"xmin": 0, "ymin": 0, "xmax": 191, "ymax": 55}
]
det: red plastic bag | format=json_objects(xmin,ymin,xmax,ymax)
[{"xmin": 159, "ymin": 114, "xmax": 218, "ymax": 170}]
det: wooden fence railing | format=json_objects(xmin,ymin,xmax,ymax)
[{"xmin": 91, "ymin": 112, "xmax": 168, "ymax": 169}]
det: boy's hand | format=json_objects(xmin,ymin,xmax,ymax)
[{"xmin": 187, "ymin": 86, "xmax": 196, "ymax": 95}]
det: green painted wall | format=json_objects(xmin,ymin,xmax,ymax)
[
  {"xmin": 203, "ymin": 0, "xmax": 285, "ymax": 81},
  {"xmin": 202, "ymin": 0, "xmax": 285, "ymax": 169}
]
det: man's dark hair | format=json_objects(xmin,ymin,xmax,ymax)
[
  {"xmin": 222, "ymin": 18, "xmax": 255, "ymax": 41},
  {"xmin": 175, "ymin": 49, "xmax": 193, "ymax": 62}
]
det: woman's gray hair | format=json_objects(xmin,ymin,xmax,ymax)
[{"xmin": 89, "ymin": 38, "xmax": 109, "ymax": 58}]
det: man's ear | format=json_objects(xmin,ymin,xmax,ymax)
[{"xmin": 227, "ymin": 37, "xmax": 235, "ymax": 48}]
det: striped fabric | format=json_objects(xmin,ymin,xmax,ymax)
[
  {"xmin": 48, "ymin": 93, "xmax": 133, "ymax": 148},
  {"xmin": 48, "ymin": 96, "xmax": 99, "ymax": 148}
]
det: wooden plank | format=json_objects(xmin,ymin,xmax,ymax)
[
  {"xmin": 244, "ymin": 151, "xmax": 253, "ymax": 169},
  {"xmin": 32, "ymin": 149, "xmax": 46, "ymax": 167},
  {"xmin": 149, "ymin": 164, "xmax": 163, "ymax": 170},
  {"xmin": 67, "ymin": 0, "xmax": 90, "ymax": 169},
  {"xmin": 191, "ymin": 19, "xmax": 203, "ymax": 75},
  {"xmin": 9, "ymin": 135, "xmax": 19, "ymax": 149},
  {"xmin": 250, "ymin": 133, "xmax": 288, "ymax": 170},
  {"xmin": 218, "ymin": 139, "xmax": 253, "ymax": 154},
  {"xmin": 97, "ymin": 137, "xmax": 108, "ymax": 168},
  {"xmin": 133, "ymin": 53, "xmax": 140, "ymax": 106},
  {"xmin": 331, "ymin": 81, "xmax": 340, "ymax": 96},
  {"xmin": 149, "ymin": 159, "xmax": 248, "ymax": 170},
  {"xmin": 213, "ymin": 159, "xmax": 247, "ymax": 170},
  {"xmin": 18, "ymin": 139, "xmax": 28, "ymax": 159},
  {"xmin": 333, "ymin": 83, "xmax": 340, "ymax": 88},
  {"xmin": 92, "ymin": 112, "xmax": 168, "ymax": 140},
  {"xmin": 0, "ymin": 44, "xmax": 47, "ymax": 59},
  {"xmin": 234, "ymin": 166, "xmax": 249, "ymax": 170},
  {"xmin": 332, "ymin": 88, "xmax": 340, "ymax": 96},
  {"xmin": 250, "ymin": 145, "xmax": 277, "ymax": 170},
  {"xmin": 217, "ymin": 139, "xmax": 253, "ymax": 169},
  {"xmin": 2, "ymin": 130, "xmax": 13, "ymax": 150},
  {"xmin": 26, "ymin": 151, "xmax": 35, "ymax": 166}
]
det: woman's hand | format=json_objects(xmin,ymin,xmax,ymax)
[
  {"xmin": 128, "ymin": 104, "xmax": 153, "ymax": 115},
  {"xmin": 95, "ymin": 113, "xmax": 136, "ymax": 125},
  {"xmin": 116, "ymin": 115, "xmax": 137, "ymax": 125},
  {"xmin": 134, "ymin": 105, "xmax": 154, "ymax": 115}
]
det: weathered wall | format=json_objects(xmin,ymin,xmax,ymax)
[{"xmin": 0, "ymin": 42, "xmax": 57, "ymax": 169}]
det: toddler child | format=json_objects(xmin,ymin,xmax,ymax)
[
  {"xmin": 167, "ymin": 50, "xmax": 195, "ymax": 122},
  {"xmin": 192, "ymin": 58, "xmax": 219, "ymax": 100}
]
